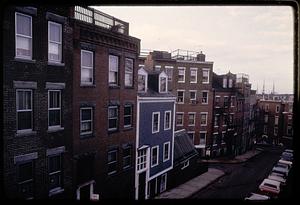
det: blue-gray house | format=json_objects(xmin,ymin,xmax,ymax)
[{"xmin": 135, "ymin": 67, "xmax": 176, "ymax": 199}]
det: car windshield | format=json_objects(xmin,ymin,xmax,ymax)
[{"xmin": 264, "ymin": 183, "xmax": 278, "ymax": 189}]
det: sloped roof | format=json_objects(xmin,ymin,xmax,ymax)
[{"xmin": 174, "ymin": 130, "xmax": 199, "ymax": 166}]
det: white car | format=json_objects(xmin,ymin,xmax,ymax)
[
  {"xmin": 268, "ymin": 173, "xmax": 286, "ymax": 186},
  {"xmin": 245, "ymin": 193, "xmax": 270, "ymax": 200},
  {"xmin": 279, "ymin": 159, "xmax": 292, "ymax": 169},
  {"xmin": 259, "ymin": 178, "xmax": 281, "ymax": 196}
]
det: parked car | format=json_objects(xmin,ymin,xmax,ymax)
[
  {"xmin": 272, "ymin": 166, "xmax": 289, "ymax": 178},
  {"xmin": 281, "ymin": 152, "xmax": 293, "ymax": 161},
  {"xmin": 245, "ymin": 193, "xmax": 270, "ymax": 200},
  {"xmin": 268, "ymin": 173, "xmax": 286, "ymax": 186},
  {"xmin": 279, "ymin": 159, "xmax": 292, "ymax": 168},
  {"xmin": 276, "ymin": 162, "xmax": 290, "ymax": 171},
  {"xmin": 284, "ymin": 149, "xmax": 293, "ymax": 154},
  {"xmin": 259, "ymin": 179, "xmax": 281, "ymax": 197}
]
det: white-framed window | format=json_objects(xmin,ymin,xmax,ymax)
[
  {"xmin": 163, "ymin": 142, "xmax": 170, "ymax": 162},
  {"xmin": 124, "ymin": 105, "xmax": 132, "ymax": 128},
  {"xmin": 199, "ymin": 131, "xmax": 206, "ymax": 145},
  {"xmin": 15, "ymin": 12, "xmax": 32, "ymax": 59},
  {"xmin": 188, "ymin": 112, "xmax": 196, "ymax": 126},
  {"xmin": 178, "ymin": 67, "xmax": 185, "ymax": 83},
  {"xmin": 187, "ymin": 131, "xmax": 195, "ymax": 143},
  {"xmin": 125, "ymin": 58, "xmax": 133, "ymax": 87},
  {"xmin": 107, "ymin": 150, "xmax": 117, "ymax": 175},
  {"xmin": 274, "ymin": 127, "xmax": 278, "ymax": 136},
  {"xmin": 200, "ymin": 112, "xmax": 208, "ymax": 126},
  {"xmin": 137, "ymin": 148, "xmax": 147, "ymax": 171},
  {"xmin": 165, "ymin": 66, "xmax": 173, "ymax": 81},
  {"xmin": 80, "ymin": 107, "xmax": 93, "ymax": 135},
  {"xmin": 17, "ymin": 160, "xmax": 34, "ymax": 199},
  {"xmin": 160, "ymin": 174, "xmax": 167, "ymax": 192},
  {"xmin": 190, "ymin": 90, "xmax": 197, "ymax": 103},
  {"xmin": 201, "ymin": 91, "xmax": 208, "ymax": 104},
  {"xmin": 202, "ymin": 68, "xmax": 209, "ymax": 84},
  {"xmin": 151, "ymin": 146, "xmax": 159, "ymax": 167},
  {"xmin": 264, "ymin": 115, "xmax": 268, "ymax": 123},
  {"xmin": 176, "ymin": 112, "xmax": 184, "ymax": 126},
  {"xmin": 48, "ymin": 90, "xmax": 61, "ymax": 128},
  {"xmin": 123, "ymin": 145, "xmax": 132, "ymax": 169},
  {"xmin": 109, "ymin": 55, "xmax": 119, "ymax": 86},
  {"xmin": 230, "ymin": 96, "xmax": 235, "ymax": 107},
  {"xmin": 223, "ymin": 77, "xmax": 227, "ymax": 88},
  {"xmin": 159, "ymin": 76, "xmax": 167, "ymax": 93},
  {"xmin": 152, "ymin": 112, "xmax": 160, "ymax": 133},
  {"xmin": 276, "ymin": 105, "xmax": 280, "ymax": 113},
  {"xmin": 16, "ymin": 89, "xmax": 32, "ymax": 131},
  {"xmin": 108, "ymin": 106, "xmax": 118, "ymax": 131},
  {"xmin": 181, "ymin": 160, "xmax": 189, "ymax": 170},
  {"xmin": 81, "ymin": 50, "xmax": 93, "ymax": 84},
  {"xmin": 138, "ymin": 74, "xmax": 146, "ymax": 92},
  {"xmin": 177, "ymin": 90, "xmax": 184, "ymax": 104},
  {"xmin": 228, "ymin": 78, "xmax": 233, "ymax": 88},
  {"xmin": 275, "ymin": 116, "xmax": 279, "ymax": 125},
  {"xmin": 164, "ymin": 111, "xmax": 171, "ymax": 130},
  {"xmin": 48, "ymin": 154, "xmax": 62, "ymax": 192},
  {"xmin": 48, "ymin": 21, "xmax": 62, "ymax": 63},
  {"xmin": 154, "ymin": 65, "xmax": 161, "ymax": 71},
  {"xmin": 190, "ymin": 68, "xmax": 197, "ymax": 83}
]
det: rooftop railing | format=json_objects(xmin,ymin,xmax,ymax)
[
  {"xmin": 74, "ymin": 6, "xmax": 129, "ymax": 35},
  {"xmin": 171, "ymin": 49, "xmax": 200, "ymax": 61}
]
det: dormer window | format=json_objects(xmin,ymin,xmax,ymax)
[
  {"xmin": 160, "ymin": 77, "xmax": 167, "ymax": 93},
  {"xmin": 138, "ymin": 67, "xmax": 148, "ymax": 92},
  {"xmin": 228, "ymin": 78, "xmax": 233, "ymax": 88},
  {"xmin": 223, "ymin": 78, "xmax": 227, "ymax": 88}
]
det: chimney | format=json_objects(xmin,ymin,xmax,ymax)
[{"xmin": 197, "ymin": 51, "xmax": 205, "ymax": 61}]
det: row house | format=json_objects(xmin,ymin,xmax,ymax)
[
  {"xmin": 142, "ymin": 50, "xmax": 214, "ymax": 158},
  {"xmin": 3, "ymin": 6, "xmax": 73, "ymax": 199},
  {"xmin": 70, "ymin": 6, "xmax": 140, "ymax": 199},
  {"xmin": 135, "ymin": 68, "xmax": 176, "ymax": 199}
]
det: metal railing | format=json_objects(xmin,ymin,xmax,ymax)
[
  {"xmin": 171, "ymin": 49, "xmax": 200, "ymax": 61},
  {"xmin": 74, "ymin": 6, "xmax": 129, "ymax": 35}
]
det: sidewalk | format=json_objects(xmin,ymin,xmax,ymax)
[
  {"xmin": 155, "ymin": 168, "xmax": 225, "ymax": 199},
  {"xmin": 155, "ymin": 148, "xmax": 263, "ymax": 199}
]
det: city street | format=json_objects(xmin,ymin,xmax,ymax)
[{"xmin": 191, "ymin": 146, "xmax": 285, "ymax": 199}]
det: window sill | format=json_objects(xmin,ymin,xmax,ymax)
[
  {"xmin": 14, "ymin": 57, "xmax": 36, "ymax": 64},
  {"xmin": 109, "ymin": 85, "xmax": 120, "ymax": 89},
  {"xmin": 123, "ymin": 127, "xmax": 133, "ymax": 131},
  {"xmin": 47, "ymin": 127, "xmax": 64, "ymax": 133},
  {"xmin": 80, "ymin": 84, "xmax": 96, "ymax": 88},
  {"xmin": 108, "ymin": 171, "xmax": 117, "ymax": 176},
  {"xmin": 16, "ymin": 130, "xmax": 37, "ymax": 137},
  {"xmin": 48, "ymin": 62, "xmax": 65, "ymax": 67},
  {"xmin": 49, "ymin": 187, "xmax": 64, "ymax": 197},
  {"xmin": 200, "ymin": 124, "xmax": 207, "ymax": 127},
  {"xmin": 108, "ymin": 129, "xmax": 119, "ymax": 134},
  {"xmin": 202, "ymin": 82, "xmax": 209, "ymax": 84}
]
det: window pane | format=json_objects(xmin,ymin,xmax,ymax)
[
  {"xmin": 124, "ymin": 116, "xmax": 131, "ymax": 126},
  {"xmin": 160, "ymin": 77, "xmax": 166, "ymax": 92},
  {"xmin": 81, "ymin": 121, "xmax": 92, "ymax": 132},
  {"xmin": 108, "ymin": 151, "xmax": 117, "ymax": 162},
  {"xmin": 49, "ymin": 155, "xmax": 61, "ymax": 173},
  {"xmin": 49, "ymin": 23, "xmax": 61, "ymax": 42},
  {"xmin": 125, "ymin": 58, "xmax": 133, "ymax": 72},
  {"xmin": 109, "ymin": 55, "xmax": 118, "ymax": 71},
  {"xmin": 16, "ymin": 36, "xmax": 31, "ymax": 57},
  {"xmin": 82, "ymin": 51, "xmax": 93, "ymax": 67},
  {"xmin": 81, "ymin": 68, "xmax": 93, "ymax": 83},
  {"xmin": 18, "ymin": 111, "xmax": 32, "ymax": 130},
  {"xmin": 109, "ymin": 107, "xmax": 117, "ymax": 118},
  {"xmin": 125, "ymin": 73, "xmax": 133, "ymax": 86},
  {"xmin": 49, "ymin": 173, "xmax": 61, "ymax": 190},
  {"xmin": 18, "ymin": 162, "xmax": 33, "ymax": 182},
  {"xmin": 109, "ymin": 71, "xmax": 117, "ymax": 84},
  {"xmin": 49, "ymin": 91, "xmax": 60, "ymax": 108},
  {"xmin": 109, "ymin": 119, "xmax": 117, "ymax": 129},
  {"xmin": 49, "ymin": 110, "xmax": 60, "ymax": 126},
  {"xmin": 16, "ymin": 14, "xmax": 31, "ymax": 36},
  {"xmin": 81, "ymin": 109, "xmax": 91, "ymax": 121},
  {"xmin": 49, "ymin": 43, "xmax": 60, "ymax": 61},
  {"xmin": 124, "ymin": 106, "xmax": 131, "ymax": 116},
  {"xmin": 138, "ymin": 75, "xmax": 145, "ymax": 91}
]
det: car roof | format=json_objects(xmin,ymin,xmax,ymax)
[
  {"xmin": 246, "ymin": 193, "xmax": 270, "ymax": 200},
  {"xmin": 262, "ymin": 178, "xmax": 281, "ymax": 186},
  {"xmin": 279, "ymin": 159, "xmax": 292, "ymax": 164},
  {"xmin": 268, "ymin": 174, "xmax": 285, "ymax": 181},
  {"xmin": 273, "ymin": 166, "xmax": 288, "ymax": 171}
]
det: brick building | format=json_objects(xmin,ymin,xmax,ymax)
[
  {"xmin": 142, "ymin": 50, "xmax": 214, "ymax": 158},
  {"xmin": 3, "ymin": 6, "xmax": 73, "ymax": 199},
  {"xmin": 70, "ymin": 6, "xmax": 140, "ymax": 199}
]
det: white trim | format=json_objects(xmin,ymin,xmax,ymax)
[
  {"xmin": 164, "ymin": 110, "xmax": 172, "ymax": 130},
  {"xmin": 190, "ymin": 67, "xmax": 198, "ymax": 83},
  {"xmin": 171, "ymin": 100, "xmax": 175, "ymax": 169},
  {"xmin": 81, "ymin": 49, "xmax": 94, "ymax": 85},
  {"xmin": 15, "ymin": 12, "xmax": 32, "ymax": 60},
  {"xmin": 163, "ymin": 141, "xmax": 170, "ymax": 162},
  {"xmin": 188, "ymin": 112, "xmax": 196, "ymax": 126},
  {"xmin": 48, "ymin": 21, "xmax": 62, "ymax": 63},
  {"xmin": 202, "ymin": 68, "xmax": 210, "ymax": 84},
  {"xmin": 160, "ymin": 173, "xmax": 167, "ymax": 192},
  {"xmin": 135, "ymin": 100, "xmax": 140, "ymax": 200},
  {"xmin": 148, "ymin": 166, "xmax": 172, "ymax": 181},
  {"xmin": 177, "ymin": 89, "xmax": 185, "ymax": 104},
  {"xmin": 189, "ymin": 90, "xmax": 197, "ymax": 103},
  {"xmin": 176, "ymin": 60, "xmax": 213, "ymax": 64},
  {"xmin": 176, "ymin": 112, "xmax": 184, "ymax": 126},
  {"xmin": 151, "ymin": 146, "xmax": 159, "ymax": 167},
  {"xmin": 109, "ymin": 54, "xmax": 119, "ymax": 86},
  {"xmin": 181, "ymin": 160, "xmax": 190, "ymax": 170},
  {"xmin": 48, "ymin": 90, "xmax": 61, "ymax": 129},
  {"xmin": 201, "ymin": 90, "xmax": 209, "ymax": 104},
  {"xmin": 80, "ymin": 107, "xmax": 93, "ymax": 135},
  {"xmin": 177, "ymin": 67, "xmax": 186, "ymax": 83},
  {"xmin": 200, "ymin": 112, "xmax": 208, "ymax": 126},
  {"xmin": 152, "ymin": 112, "xmax": 160, "ymax": 133}
]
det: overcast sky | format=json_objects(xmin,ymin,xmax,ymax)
[{"xmin": 92, "ymin": 6, "xmax": 294, "ymax": 94}]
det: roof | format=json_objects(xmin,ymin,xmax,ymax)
[{"xmin": 173, "ymin": 130, "xmax": 199, "ymax": 166}]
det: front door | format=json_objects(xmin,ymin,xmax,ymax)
[{"xmin": 138, "ymin": 172, "xmax": 146, "ymax": 200}]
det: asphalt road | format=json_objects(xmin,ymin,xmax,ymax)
[{"xmin": 191, "ymin": 146, "xmax": 285, "ymax": 199}]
